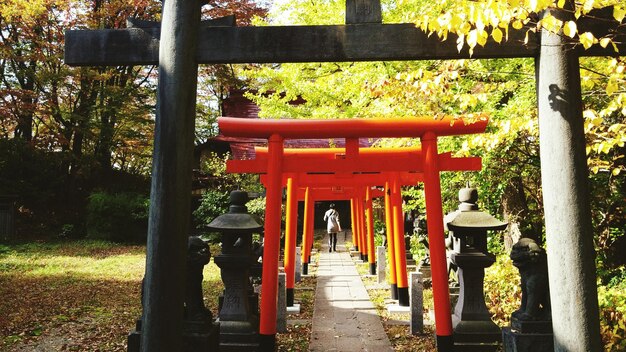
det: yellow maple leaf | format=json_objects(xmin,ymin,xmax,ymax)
[{"xmin": 467, "ymin": 29, "xmax": 478, "ymax": 49}]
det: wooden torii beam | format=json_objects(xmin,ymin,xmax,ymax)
[
  {"xmin": 64, "ymin": 7, "xmax": 625, "ymax": 66},
  {"xmin": 218, "ymin": 115, "xmax": 487, "ymax": 349}
]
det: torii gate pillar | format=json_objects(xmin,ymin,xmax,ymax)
[
  {"xmin": 421, "ymin": 132, "xmax": 453, "ymax": 348},
  {"xmin": 537, "ymin": 7, "xmax": 601, "ymax": 351},
  {"xmin": 141, "ymin": 1, "xmax": 200, "ymax": 351},
  {"xmin": 284, "ymin": 177, "xmax": 299, "ymax": 306}
]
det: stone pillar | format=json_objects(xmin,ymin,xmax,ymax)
[
  {"xmin": 295, "ymin": 247, "xmax": 302, "ymax": 283},
  {"xmin": 537, "ymin": 5, "xmax": 602, "ymax": 351},
  {"xmin": 377, "ymin": 246, "xmax": 386, "ymax": 284},
  {"xmin": 410, "ymin": 271, "xmax": 424, "ymax": 335},
  {"xmin": 141, "ymin": 1, "xmax": 200, "ymax": 351},
  {"xmin": 277, "ymin": 273, "xmax": 287, "ymax": 333}
]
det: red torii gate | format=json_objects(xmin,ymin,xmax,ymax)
[
  {"xmin": 251, "ymin": 147, "xmax": 482, "ymax": 305},
  {"xmin": 218, "ymin": 115, "xmax": 488, "ymax": 345},
  {"xmin": 271, "ymin": 173, "xmax": 408, "ymax": 305},
  {"xmin": 293, "ymin": 185, "xmax": 384, "ymax": 280}
]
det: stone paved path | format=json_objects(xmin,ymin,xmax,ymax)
[{"xmin": 309, "ymin": 233, "xmax": 394, "ymax": 352}]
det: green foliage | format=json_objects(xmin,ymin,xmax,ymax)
[
  {"xmin": 193, "ymin": 189, "xmax": 230, "ymax": 243},
  {"xmin": 245, "ymin": 196, "xmax": 267, "ymax": 219},
  {"xmin": 85, "ymin": 191, "xmax": 149, "ymax": 243},
  {"xmin": 373, "ymin": 219, "xmax": 386, "ymax": 247},
  {"xmin": 409, "ymin": 234, "xmax": 428, "ymax": 261},
  {"xmin": 192, "ymin": 152, "xmax": 263, "ymax": 242},
  {"xmin": 484, "ymin": 256, "xmax": 521, "ymax": 326},
  {"xmin": 598, "ymin": 276, "xmax": 626, "ymax": 351}
]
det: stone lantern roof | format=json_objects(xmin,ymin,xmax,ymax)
[
  {"xmin": 206, "ymin": 191, "xmax": 263, "ymax": 234},
  {"xmin": 445, "ymin": 186, "xmax": 507, "ymax": 232}
]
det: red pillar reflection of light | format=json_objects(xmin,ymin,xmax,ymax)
[
  {"xmin": 365, "ymin": 186, "xmax": 376, "ymax": 275},
  {"xmin": 351, "ymin": 198, "xmax": 359, "ymax": 251},
  {"xmin": 284, "ymin": 176, "xmax": 298, "ymax": 306},
  {"xmin": 357, "ymin": 190, "xmax": 367, "ymax": 261},
  {"xmin": 391, "ymin": 175, "xmax": 409, "ymax": 306},
  {"xmin": 385, "ymin": 181, "xmax": 398, "ymax": 299},
  {"xmin": 302, "ymin": 187, "xmax": 313, "ymax": 272}
]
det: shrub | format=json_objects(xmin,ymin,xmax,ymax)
[
  {"xmin": 86, "ymin": 191, "xmax": 149, "ymax": 243},
  {"xmin": 598, "ymin": 276, "xmax": 626, "ymax": 352},
  {"xmin": 484, "ymin": 255, "xmax": 522, "ymax": 326},
  {"xmin": 193, "ymin": 189, "xmax": 230, "ymax": 243},
  {"xmin": 193, "ymin": 190, "xmax": 267, "ymax": 244}
]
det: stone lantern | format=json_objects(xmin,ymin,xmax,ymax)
[
  {"xmin": 207, "ymin": 190, "xmax": 263, "ymax": 352},
  {"xmin": 444, "ymin": 186, "xmax": 507, "ymax": 351}
]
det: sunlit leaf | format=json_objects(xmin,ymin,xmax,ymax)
[
  {"xmin": 606, "ymin": 80, "xmax": 618, "ymax": 96},
  {"xmin": 563, "ymin": 21, "xmax": 577, "ymax": 38},
  {"xmin": 457, "ymin": 34, "xmax": 465, "ymax": 52},
  {"xmin": 467, "ymin": 29, "xmax": 478, "ymax": 49},
  {"xmin": 599, "ymin": 38, "xmax": 611, "ymax": 48},
  {"xmin": 613, "ymin": 5, "xmax": 625, "ymax": 22},
  {"xmin": 579, "ymin": 32, "xmax": 595, "ymax": 50},
  {"xmin": 492, "ymin": 27, "xmax": 503, "ymax": 43},
  {"xmin": 477, "ymin": 29, "xmax": 488, "ymax": 46},
  {"xmin": 541, "ymin": 15, "xmax": 563, "ymax": 33}
]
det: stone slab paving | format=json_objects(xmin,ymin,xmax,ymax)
[{"xmin": 309, "ymin": 235, "xmax": 394, "ymax": 352}]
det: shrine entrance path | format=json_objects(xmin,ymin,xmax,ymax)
[{"xmin": 309, "ymin": 234, "xmax": 393, "ymax": 352}]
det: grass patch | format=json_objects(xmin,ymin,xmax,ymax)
[{"xmin": 0, "ymin": 240, "xmax": 225, "ymax": 351}]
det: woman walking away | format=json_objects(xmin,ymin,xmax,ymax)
[{"xmin": 324, "ymin": 203, "xmax": 341, "ymax": 252}]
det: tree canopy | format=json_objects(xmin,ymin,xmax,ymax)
[
  {"xmin": 0, "ymin": 0, "xmax": 267, "ymax": 233},
  {"xmin": 240, "ymin": 0, "xmax": 625, "ymax": 278}
]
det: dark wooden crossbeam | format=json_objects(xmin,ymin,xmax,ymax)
[{"xmin": 64, "ymin": 22, "xmax": 625, "ymax": 66}]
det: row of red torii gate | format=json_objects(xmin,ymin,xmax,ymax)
[{"xmin": 217, "ymin": 114, "xmax": 489, "ymax": 349}]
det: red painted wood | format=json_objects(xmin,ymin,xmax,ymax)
[
  {"xmin": 284, "ymin": 177, "xmax": 298, "ymax": 290},
  {"xmin": 218, "ymin": 115, "xmax": 488, "ymax": 139},
  {"xmin": 385, "ymin": 182, "xmax": 397, "ymax": 287},
  {"xmin": 259, "ymin": 135, "xmax": 284, "ymax": 336},
  {"xmin": 422, "ymin": 132, "xmax": 453, "ymax": 336}
]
